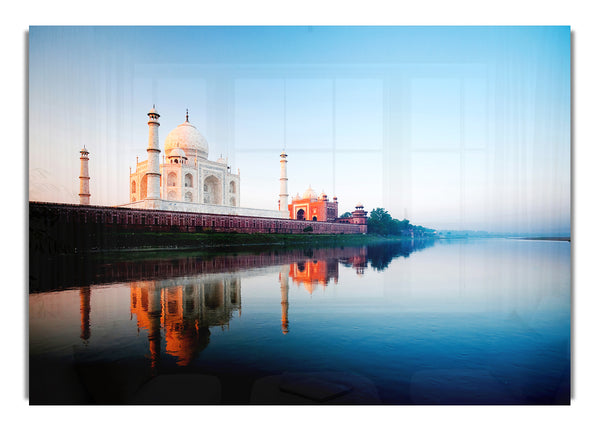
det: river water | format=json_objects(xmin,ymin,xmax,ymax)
[{"xmin": 29, "ymin": 238, "xmax": 571, "ymax": 405}]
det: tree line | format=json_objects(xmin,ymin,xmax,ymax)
[{"xmin": 340, "ymin": 208, "xmax": 436, "ymax": 237}]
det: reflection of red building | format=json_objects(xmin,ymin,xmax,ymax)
[
  {"xmin": 288, "ymin": 259, "xmax": 339, "ymax": 294},
  {"xmin": 340, "ymin": 247, "xmax": 368, "ymax": 275},
  {"xmin": 288, "ymin": 186, "xmax": 338, "ymax": 221}
]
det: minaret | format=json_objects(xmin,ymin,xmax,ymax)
[
  {"xmin": 279, "ymin": 151, "xmax": 288, "ymax": 211},
  {"xmin": 79, "ymin": 146, "xmax": 90, "ymax": 205},
  {"xmin": 146, "ymin": 105, "xmax": 161, "ymax": 200}
]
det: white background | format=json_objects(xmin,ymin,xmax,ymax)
[{"xmin": 4, "ymin": 1, "xmax": 598, "ymax": 430}]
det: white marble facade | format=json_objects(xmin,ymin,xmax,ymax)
[{"xmin": 124, "ymin": 107, "xmax": 286, "ymax": 219}]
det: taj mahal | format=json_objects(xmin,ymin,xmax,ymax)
[
  {"xmin": 116, "ymin": 106, "xmax": 288, "ymax": 219},
  {"xmin": 77, "ymin": 105, "xmax": 368, "ymax": 227}
]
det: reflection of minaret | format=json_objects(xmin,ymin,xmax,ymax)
[
  {"xmin": 130, "ymin": 283, "xmax": 163, "ymax": 372},
  {"xmin": 279, "ymin": 268, "xmax": 289, "ymax": 335},
  {"xmin": 79, "ymin": 286, "xmax": 91, "ymax": 342},
  {"xmin": 147, "ymin": 285, "xmax": 162, "ymax": 372}
]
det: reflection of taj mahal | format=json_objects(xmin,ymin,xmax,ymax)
[
  {"xmin": 71, "ymin": 246, "xmax": 396, "ymax": 371},
  {"xmin": 129, "ymin": 276, "xmax": 241, "ymax": 368}
]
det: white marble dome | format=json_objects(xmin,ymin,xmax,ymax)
[
  {"xmin": 164, "ymin": 119, "xmax": 209, "ymax": 160},
  {"xmin": 303, "ymin": 186, "xmax": 317, "ymax": 200}
]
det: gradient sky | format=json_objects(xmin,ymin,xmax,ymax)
[{"xmin": 28, "ymin": 26, "xmax": 570, "ymax": 234}]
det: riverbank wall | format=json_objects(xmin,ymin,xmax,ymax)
[{"xmin": 29, "ymin": 201, "xmax": 367, "ymax": 253}]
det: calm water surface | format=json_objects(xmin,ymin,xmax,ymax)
[{"xmin": 29, "ymin": 238, "xmax": 570, "ymax": 404}]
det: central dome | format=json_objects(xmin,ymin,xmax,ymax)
[
  {"xmin": 164, "ymin": 119, "xmax": 209, "ymax": 160},
  {"xmin": 302, "ymin": 186, "xmax": 317, "ymax": 200}
]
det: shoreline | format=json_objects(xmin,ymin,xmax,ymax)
[{"xmin": 31, "ymin": 230, "xmax": 435, "ymax": 256}]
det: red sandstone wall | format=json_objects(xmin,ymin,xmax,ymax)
[{"xmin": 30, "ymin": 202, "xmax": 367, "ymax": 235}]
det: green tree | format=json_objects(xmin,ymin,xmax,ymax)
[
  {"xmin": 367, "ymin": 207, "xmax": 436, "ymax": 237},
  {"xmin": 368, "ymin": 208, "xmax": 393, "ymax": 235},
  {"xmin": 339, "ymin": 212, "xmax": 352, "ymax": 218}
]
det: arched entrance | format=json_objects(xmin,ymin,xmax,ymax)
[
  {"xmin": 296, "ymin": 209, "xmax": 305, "ymax": 220},
  {"xmin": 204, "ymin": 175, "xmax": 222, "ymax": 205},
  {"xmin": 312, "ymin": 216, "xmax": 317, "ymax": 221},
  {"xmin": 168, "ymin": 172, "xmax": 177, "ymax": 187}
]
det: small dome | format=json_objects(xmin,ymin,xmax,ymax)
[
  {"xmin": 168, "ymin": 147, "xmax": 187, "ymax": 158},
  {"xmin": 164, "ymin": 117, "xmax": 209, "ymax": 160},
  {"xmin": 216, "ymin": 156, "xmax": 227, "ymax": 164},
  {"xmin": 318, "ymin": 191, "xmax": 328, "ymax": 201},
  {"xmin": 303, "ymin": 186, "xmax": 317, "ymax": 200},
  {"xmin": 148, "ymin": 106, "xmax": 159, "ymax": 116},
  {"xmin": 356, "ymin": 202, "xmax": 364, "ymax": 208}
]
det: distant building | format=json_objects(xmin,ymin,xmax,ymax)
[
  {"xmin": 350, "ymin": 203, "xmax": 368, "ymax": 225},
  {"xmin": 336, "ymin": 203, "xmax": 368, "ymax": 226}
]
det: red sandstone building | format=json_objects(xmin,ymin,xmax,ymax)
[
  {"xmin": 288, "ymin": 186, "xmax": 338, "ymax": 221},
  {"xmin": 287, "ymin": 184, "xmax": 369, "ymax": 227}
]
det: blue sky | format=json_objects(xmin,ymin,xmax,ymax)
[{"xmin": 28, "ymin": 26, "xmax": 571, "ymax": 234}]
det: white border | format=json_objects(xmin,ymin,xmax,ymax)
[{"xmin": 6, "ymin": 2, "xmax": 600, "ymax": 430}]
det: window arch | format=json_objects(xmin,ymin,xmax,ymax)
[
  {"xmin": 185, "ymin": 191, "xmax": 193, "ymax": 202},
  {"xmin": 167, "ymin": 190, "xmax": 177, "ymax": 200},
  {"xmin": 230, "ymin": 197, "xmax": 236, "ymax": 206},
  {"xmin": 229, "ymin": 181, "xmax": 236, "ymax": 194},
  {"xmin": 185, "ymin": 173, "xmax": 193, "ymax": 188},
  {"xmin": 131, "ymin": 181, "xmax": 136, "ymax": 193},
  {"xmin": 296, "ymin": 209, "xmax": 305, "ymax": 220},
  {"xmin": 203, "ymin": 175, "xmax": 222, "ymax": 205},
  {"xmin": 167, "ymin": 172, "xmax": 177, "ymax": 187}
]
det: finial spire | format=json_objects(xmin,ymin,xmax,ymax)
[{"xmin": 186, "ymin": 108, "xmax": 189, "ymax": 122}]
